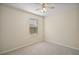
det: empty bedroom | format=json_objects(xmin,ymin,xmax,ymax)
[{"xmin": 0, "ymin": 3, "xmax": 79, "ymax": 55}]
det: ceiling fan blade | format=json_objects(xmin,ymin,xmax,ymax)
[
  {"xmin": 48, "ymin": 6, "xmax": 55, "ymax": 9},
  {"xmin": 35, "ymin": 8, "xmax": 41, "ymax": 10}
]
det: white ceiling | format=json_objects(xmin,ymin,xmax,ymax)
[{"xmin": 3, "ymin": 3, "xmax": 79, "ymax": 17}]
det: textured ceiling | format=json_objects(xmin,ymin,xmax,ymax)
[{"xmin": 3, "ymin": 3, "xmax": 79, "ymax": 16}]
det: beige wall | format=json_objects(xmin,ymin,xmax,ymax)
[
  {"xmin": 0, "ymin": 5, "xmax": 44, "ymax": 54},
  {"xmin": 45, "ymin": 7, "xmax": 79, "ymax": 50},
  {"xmin": 78, "ymin": 8, "xmax": 79, "ymax": 40}
]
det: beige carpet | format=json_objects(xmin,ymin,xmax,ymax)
[{"xmin": 4, "ymin": 41, "xmax": 79, "ymax": 55}]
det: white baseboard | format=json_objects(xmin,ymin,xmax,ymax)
[
  {"xmin": 0, "ymin": 40, "xmax": 44, "ymax": 54},
  {"xmin": 45, "ymin": 40, "xmax": 79, "ymax": 51}
]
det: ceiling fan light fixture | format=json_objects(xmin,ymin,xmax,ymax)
[
  {"xmin": 41, "ymin": 7, "xmax": 47, "ymax": 13},
  {"xmin": 43, "ymin": 8, "xmax": 47, "ymax": 12},
  {"xmin": 35, "ymin": 3, "xmax": 55, "ymax": 16}
]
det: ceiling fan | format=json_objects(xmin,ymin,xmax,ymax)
[{"xmin": 35, "ymin": 3, "xmax": 55, "ymax": 13}]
